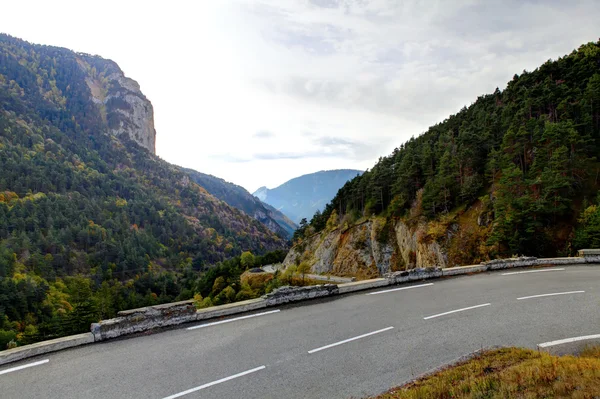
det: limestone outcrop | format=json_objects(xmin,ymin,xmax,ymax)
[
  {"xmin": 282, "ymin": 218, "xmax": 449, "ymax": 277},
  {"xmin": 78, "ymin": 55, "xmax": 156, "ymax": 153}
]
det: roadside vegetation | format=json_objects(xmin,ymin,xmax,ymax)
[
  {"xmin": 371, "ymin": 347, "xmax": 600, "ymax": 399},
  {"xmin": 0, "ymin": 249, "xmax": 287, "ymax": 350},
  {"xmin": 193, "ymin": 254, "xmax": 323, "ymax": 309}
]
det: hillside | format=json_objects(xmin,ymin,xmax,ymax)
[
  {"xmin": 183, "ymin": 168, "xmax": 297, "ymax": 238},
  {"xmin": 288, "ymin": 41, "xmax": 600, "ymax": 276},
  {"xmin": 0, "ymin": 34, "xmax": 286, "ymax": 346},
  {"xmin": 261, "ymin": 201, "xmax": 298, "ymax": 238},
  {"xmin": 253, "ymin": 169, "xmax": 362, "ymax": 224}
]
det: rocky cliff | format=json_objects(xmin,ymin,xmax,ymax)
[
  {"xmin": 77, "ymin": 55, "xmax": 156, "ymax": 153},
  {"xmin": 283, "ymin": 218, "xmax": 448, "ymax": 278},
  {"xmin": 283, "ymin": 196, "xmax": 494, "ymax": 278}
]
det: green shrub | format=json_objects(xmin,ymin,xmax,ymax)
[{"xmin": 0, "ymin": 330, "xmax": 17, "ymax": 349}]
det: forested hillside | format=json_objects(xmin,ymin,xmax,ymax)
[
  {"xmin": 0, "ymin": 34, "xmax": 286, "ymax": 348},
  {"xmin": 183, "ymin": 168, "xmax": 297, "ymax": 238},
  {"xmin": 303, "ymin": 42, "xmax": 600, "ymax": 262}
]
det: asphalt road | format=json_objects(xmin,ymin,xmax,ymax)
[{"xmin": 3, "ymin": 265, "xmax": 600, "ymax": 399}]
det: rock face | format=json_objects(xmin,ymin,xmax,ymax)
[
  {"xmin": 78, "ymin": 55, "xmax": 156, "ymax": 153},
  {"xmin": 394, "ymin": 222, "xmax": 447, "ymax": 270},
  {"xmin": 283, "ymin": 218, "xmax": 449, "ymax": 277}
]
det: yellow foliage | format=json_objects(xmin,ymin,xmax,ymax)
[
  {"xmin": 193, "ymin": 293, "xmax": 203, "ymax": 308},
  {"xmin": 115, "ymin": 198, "xmax": 127, "ymax": 207},
  {"xmin": 240, "ymin": 271, "xmax": 273, "ymax": 290},
  {"xmin": 326, "ymin": 210, "xmax": 339, "ymax": 231},
  {"xmin": 579, "ymin": 204, "xmax": 598, "ymax": 223},
  {"xmin": 42, "ymin": 283, "xmax": 73, "ymax": 315},
  {"xmin": 372, "ymin": 347, "xmax": 600, "ymax": 399}
]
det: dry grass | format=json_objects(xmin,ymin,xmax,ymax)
[{"xmin": 371, "ymin": 347, "xmax": 600, "ymax": 399}]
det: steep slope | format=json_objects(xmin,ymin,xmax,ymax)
[
  {"xmin": 290, "ymin": 41, "xmax": 600, "ymax": 276},
  {"xmin": 253, "ymin": 169, "xmax": 362, "ymax": 223},
  {"xmin": 183, "ymin": 168, "xmax": 297, "ymax": 238},
  {"xmin": 261, "ymin": 202, "xmax": 298, "ymax": 238},
  {"xmin": 0, "ymin": 34, "xmax": 286, "ymax": 345}
]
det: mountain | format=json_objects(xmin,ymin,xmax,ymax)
[
  {"xmin": 253, "ymin": 169, "xmax": 363, "ymax": 223},
  {"xmin": 183, "ymin": 169, "xmax": 297, "ymax": 238},
  {"xmin": 0, "ymin": 34, "xmax": 286, "ymax": 345},
  {"xmin": 260, "ymin": 202, "xmax": 298, "ymax": 238},
  {"xmin": 287, "ymin": 41, "xmax": 600, "ymax": 277}
]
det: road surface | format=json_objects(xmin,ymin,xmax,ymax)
[{"xmin": 2, "ymin": 265, "xmax": 599, "ymax": 399}]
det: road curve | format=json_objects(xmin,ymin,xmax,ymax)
[{"xmin": 2, "ymin": 265, "xmax": 600, "ymax": 399}]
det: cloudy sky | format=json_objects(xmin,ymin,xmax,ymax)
[{"xmin": 3, "ymin": 1, "xmax": 600, "ymax": 192}]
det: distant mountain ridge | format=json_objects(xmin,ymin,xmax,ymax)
[
  {"xmin": 183, "ymin": 169, "xmax": 298, "ymax": 238},
  {"xmin": 253, "ymin": 169, "xmax": 363, "ymax": 223}
]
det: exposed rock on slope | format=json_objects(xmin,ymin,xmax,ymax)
[
  {"xmin": 283, "ymin": 218, "xmax": 448, "ymax": 278},
  {"xmin": 78, "ymin": 55, "xmax": 156, "ymax": 153}
]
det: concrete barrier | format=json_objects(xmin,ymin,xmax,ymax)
[
  {"xmin": 195, "ymin": 298, "xmax": 266, "ymax": 322},
  {"xmin": 262, "ymin": 284, "xmax": 338, "ymax": 306},
  {"xmin": 442, "ymin": 257, "xmax": 589, "ymax": 277},
  {"xmin": 442, "ymin": 264, "xmax": 487, "ymax": 276},
  {"xmin": 91, "ymin": 300, "xmax": 197, "ymax": 341},
  {"xmin": 338, "ymin": 278, "xmax": 389, "ymax": 294},
  {"xmin": 578, "ymin": 248, "xmax": 600, "ymax": 257},
  {"xmin": 537, "ymin": 257, "xmax": 586, "ymax": 266},
  {"xmin": 576, "ymin": 249, "xmax": 600, "ymax": 263},
  {"xmin": 386, "ymin": 267, "xmax": 443, "ymax": 284},
  {"xmin": 483, "ymin": 256, "xmax": 538, "ymax": 270},
  {"xmin": 0, "ymin": 333, "xmax": 94, "ymax": 366}
]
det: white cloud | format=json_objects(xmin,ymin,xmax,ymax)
[{"xmin": 2, "ymin": 0, "xmax": 599, "ymax": 192}]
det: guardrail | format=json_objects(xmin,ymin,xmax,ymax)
[{"xmin": 2, "ymin": 252, "xmax": 599, "ymax": 366}]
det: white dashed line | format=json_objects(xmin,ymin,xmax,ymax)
[
  {"xmin": 308, "ymin": 327, "xmax": 394, "ymax": 354},
  {"xmin": 517, "ymin": 291, "xmax": 585, "ymax": 300},
  {"xmin": 366, "ymin": 283, "xmax": 434, "ymax": 296},
  {"xmin": 423, "ymin": 303, "xmax": 491, "ymax": 320},
  {"xmin": 538, "ymin": 334, "xmax": 600, "ymax": 348},
  {"xmin": 501, "ymin": 268, "xmax": 565, "ymax": 276},
  {"xmin": 0, "ymin": 359, "xmax": 49, "ymax": 376},
  {"xmin": 187, "ymin": 310, "xmax": 280, "ymax": 330},
  {"xmin": 161, "ymin": 366, "xmax": 266, "ymax": 399}
]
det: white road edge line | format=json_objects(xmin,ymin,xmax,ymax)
[
  {"xmin": 161, "ymin": 365, "xmax": 266, "ymax": 399},
  {"xmin": 187, "ymin": 309, "xmax": 280, "ymax": 330},
  {"xmin": 517, "ymin": 291, "xmax": 585, "ymax": 300},
  {"xmin": 539, "ymin": 334, "xmax": 600, "ymax": 348},
  {"xmin": 366, "ymin": 283, "xmax": 434, "ymax": 296},
  {"xmin": 308, "ymin": 326, "xmax": 394, "ymax": 354},
  {"xmin": 0, "ymin": 359, "xmax": 49, "ymax": 376},
  {"xmin": 502, "ymin": 268, "xmax": 565, "ymax": 276},
  {"xmin": 424, "ymin": 303, "xmax": 491, "ymax": 320}
]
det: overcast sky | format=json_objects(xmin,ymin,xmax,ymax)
[{"xmin": 3, "ymin": 1, "xmax": 600, "ymax": 192}]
